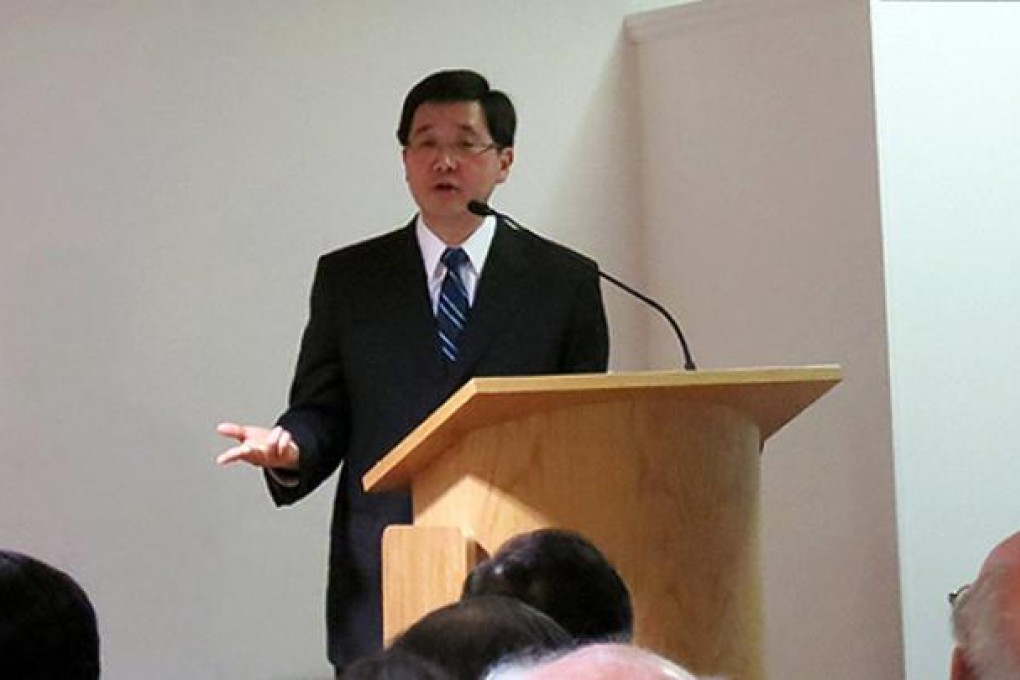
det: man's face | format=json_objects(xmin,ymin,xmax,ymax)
[{"xmin": 402, "ymin": 100, "xmax": 513, "ymax": 231}]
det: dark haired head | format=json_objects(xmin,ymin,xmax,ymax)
[
  {"xmin": 397, "ymin": 69, "xmax": 516, "ymax": 149},
  {"xmin": 462, "ymin": 529, "xmax": 634, "ymax": 643},
  {"xmin": 340, "ymin": 646, "xmax": 454, "ymax": 680},
  {"xmin": 390, "ymin": 595, "xmax": 570, "ymax": 680},
  {"xmin": 0, "ymin": 550, "xmax": 100, "ymax": 680}
]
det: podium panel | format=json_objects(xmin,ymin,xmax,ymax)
[{"xmin": 366, "ymin": 367, "xmax": 840, "ymax": 679}]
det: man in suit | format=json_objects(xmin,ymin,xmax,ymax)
[{"xmin": 216, "ymin": 69, "xmax": 609, "ymax": 672}]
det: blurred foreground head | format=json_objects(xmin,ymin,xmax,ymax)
[
  {"xmin": 389, "ymin": 595, "xmax": 570, "ymax": 680},
  {"xmin": 0, "ymin": 549, "xmax": 100, "ymax": 680},
  {"xmin": 463, "ymin": 528, "xmax": 633, "ymax": 642},
  {"xmin": 951, "ymin": 530, "xmax": 1020, "ymax": 680},
  {"xmin": 339, "ymin": 646, "xmax": 454, "ymax": 680},
  {"xmin": 486, "ymin": 642, "xmax": 698, "ymax": 680}
]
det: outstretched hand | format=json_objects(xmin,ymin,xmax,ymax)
[{"xmin": 216, "ymin": 422, "xmax": 300, "ymax": 470}]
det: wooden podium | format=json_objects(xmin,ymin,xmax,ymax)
[{"xmin": 363, "ymin": 366, "xmax": 840, "ymax": 679}]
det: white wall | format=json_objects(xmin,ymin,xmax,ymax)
[
  {"xmin": 627, "ymin": 1, "xmax": 902, "ymax": 677},
  {"xmin": 0, "ymin": 2, "xmax": 675, "ymax": 677},
  {"xmin": 17, "ymin": 2, "xmax": 1008, "ymax": 679},
  {"xmin": 870, "ymin": 3, "xmax": 1020, "ymax": 679}
]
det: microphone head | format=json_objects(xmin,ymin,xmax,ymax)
[{"xmin": 467, "ymin": 200, "xmax": 495, "ymax": 217}]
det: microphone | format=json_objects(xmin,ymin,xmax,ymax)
[{"xmin": 468, "ymin": 200, "xmax": 696, "ymax": 371}]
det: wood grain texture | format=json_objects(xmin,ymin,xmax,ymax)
[
  {"xmin": 380, "ymin": 526, "xmax": 479, "ymax": 644},
  {"xmin": 364, "ymin": 366, "xmax": 840, "ymax": 493},
  {"xmin": 370, "ymin": 367, "xmax": 841, "ymax": 678}
]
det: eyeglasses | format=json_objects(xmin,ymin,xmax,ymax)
[
  {"xmin": 948, "ymin": 583, "xmax": 971, "ymax": 608},
  {"xmin": 405, "ymin": 138, "xmax": 499, "ymax": 159}
]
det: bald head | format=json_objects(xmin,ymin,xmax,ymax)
[
  {"xmin": 981, "ymin": 531, "xmax": 1020, "ymax": 575},
  {"xmin": 952, "ymin": 531, "xmax": 1020, "ymax": 680},
  {"xmin": 486, "ymin": 643, "xmax": 698, "ymax": 680}
]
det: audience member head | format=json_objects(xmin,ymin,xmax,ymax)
[
  {"xmin": 951, "ymin": 530, "xmax": 1020, "ymax": 680},
  {"xmin": 397, "ymin": 69, "xmax": 516, "ymax": 149},
  {"xmin": 462, "ymin": 528, "xmax": 633, "ymax": 642},
  {"xmin": 389, "ymin": 595, "xmax": 571, "ymax": 680},
  {"xmin": 0, "ymin": 549, "xmax": 100, "ymax": 680},
  {"xmin": 485, "ymin": 642, "xmax": 698, "ymax": 680},
  {"xmin": 340, "ymin": 646, "xmax": 454, "ymax": 680}
]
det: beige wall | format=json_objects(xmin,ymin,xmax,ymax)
[
  {"xmin": 1, "ymin": 1, "xmax": 912, "ymax": 677},
  {"xmin": 0, "ymin": 2, "xmax": 672, "ymax": 677},
  {"xmin": 627, "ymin": 0, "xmax": 902, "ymax": 677},
  {"xmin": 871, "ymin": 3, "xmax": 1020, "ymax": 678}
]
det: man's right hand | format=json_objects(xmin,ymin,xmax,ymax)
[{"xmin": 215, "ymin": 422, "xmax": 300, "ymax": 470}]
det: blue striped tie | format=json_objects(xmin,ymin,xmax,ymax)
[{"xmin": 437, "ymin": 247, "xmax": 470, "ymax": 363}]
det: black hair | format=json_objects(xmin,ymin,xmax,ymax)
[
  {"xmin": 461, "ymin": 529, "xmax": 634, "ymax": 643},
  {"xmin": 339, "ymin": 647, "xmax": 454, "ymax": 680},
  {"xmin": 0, "ymin": 550, "xmax": 100, "ymax": 680},
  {"xmin": 390, "ymin": 595, "xmax": 570, "ymax": 680},
  {"xmin": 396, "ymin": 69, "xmax": 516, "ymax": 149}
]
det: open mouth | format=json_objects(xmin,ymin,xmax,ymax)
[{"xmin": 433, "ymin": 181, "xmax": 459, "ymax": 194}]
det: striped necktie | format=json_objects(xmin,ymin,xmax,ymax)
[{"xmin": 437, "ymin": 247, "xmax": 470, "ymax": 363}]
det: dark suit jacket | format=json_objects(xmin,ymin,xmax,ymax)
[{"xmin": 267, "ymin": 218, "xmax": 609, "ymax": 668}]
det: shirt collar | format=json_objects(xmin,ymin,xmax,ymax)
[{"xmin": 416, "ymin": 214, "xmax": 497, "ymax": 278}]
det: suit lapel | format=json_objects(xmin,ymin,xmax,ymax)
[{"xmin": 385, "ymin": 222, "xmax": 448, "ymax": 378}]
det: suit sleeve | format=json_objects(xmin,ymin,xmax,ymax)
[
  {"xmin": 266, "ymin": 256, "xmax": 351, "ymax": 506},
  {"xmin": 559, "ymin": 268, "xmax": 610, "ymax": 373}
]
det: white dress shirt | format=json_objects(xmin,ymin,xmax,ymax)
[{"xmin": 416, "ymin": 214, "xmax": 497, "ymax": 313}]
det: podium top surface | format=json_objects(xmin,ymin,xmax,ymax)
[{"xmin": 363, "ymin": 365, "xmax": 841, "ymax": 493}]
